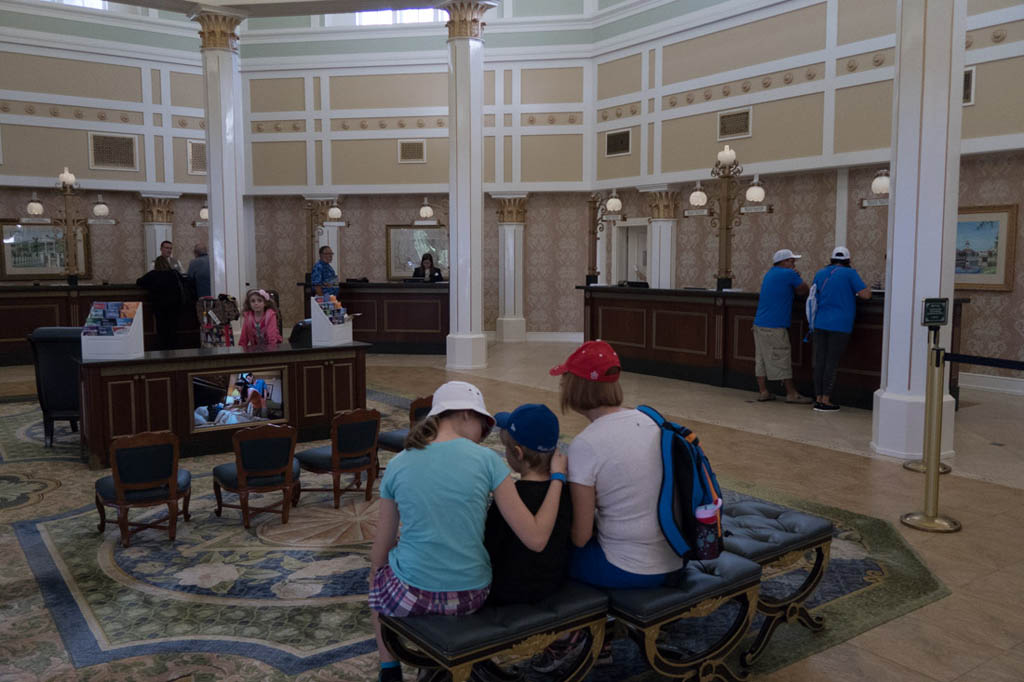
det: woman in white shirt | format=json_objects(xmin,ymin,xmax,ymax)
[{"xmin": 550, "ymin": 340, "xmax": 682, "ymax": 588}]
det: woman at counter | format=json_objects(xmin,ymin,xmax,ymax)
[{"xmin": 412, "ymin": 253, "xmax": 444, "ymax": 283}]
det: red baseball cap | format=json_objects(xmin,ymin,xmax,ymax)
[{"xmin": 549, "ymin": 340, "xmax": 621, "ymax": 383}]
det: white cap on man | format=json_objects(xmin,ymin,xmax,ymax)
[
  {"xmin": 832, "ymin": 246, "xmax": 851, "ymax": 261},
  {"xmin": 772, "ymin": 248, "xmax": 802, "ymax": 264}
]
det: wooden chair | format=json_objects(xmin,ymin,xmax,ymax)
[
  {"xmin": 376, "ymin": 395, "xmax": 433, "ymax": 457},
  {"xmin": 95, "ymin": 431, "xmax": 191, "ymax": 548},
  {"xmin": 295, "ymin": 408, "xmax": 381, "ymax": 507},
  {"xmin": 213, "ymin": 423, "xmax": 299, "ymax": 528}
]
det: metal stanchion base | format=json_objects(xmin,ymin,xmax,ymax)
[
  {"xmin": 902, "ymin": 460, "xmax": 952, "ymax": 474},
  {"xmin": 900, "ymin": 512, "xmax": 961, "ymax": 533}
]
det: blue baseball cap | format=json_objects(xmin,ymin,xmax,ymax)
[{"xmin": 494, "ymin": 404, "xmax": 559, "ymax": 453}]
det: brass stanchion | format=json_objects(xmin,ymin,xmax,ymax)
[{"xmin": 900, "ymin": 324, "xmax": 961, "ymax": 533}]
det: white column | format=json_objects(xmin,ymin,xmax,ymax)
[
  {"xmin": 834, "ymin": 168, "xmax": 848, "ymax": 248},
  {"xmin": 493, "ymin": 194, "xmax": 527, "ymax": 342},
  {"xmin": 140, "ymin": 195, "xmax": 176, "ymax": 268},
  {"xmin": 871, "ymin": 0, "xmax": 966, "ymax": 459},
  {"xmin": 192, "ymin": 11, "xmax": 247, "ymax": 303},
  {"xmin": 443, "ymin": 1, "xmax": 497, "ymax": 369},
  {"xmin": 642, "ymin": 188, "xmax": 679, "ymax": 289}
]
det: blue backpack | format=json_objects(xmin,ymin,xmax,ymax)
[{"xmin": 638, "ymin": 405, "xmax": 723, "ymax": 559}]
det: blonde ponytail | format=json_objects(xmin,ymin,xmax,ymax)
[{"xmin": 404, "ymin": 415, "xmax": 440, "ymax": 450}]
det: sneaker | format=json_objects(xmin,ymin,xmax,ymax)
[
  {"xmin": 530, "ymin": 632, "xmax": 587, "ymax": 673},
  {"xmin": 813, "ymin": 402, "xmax": 840, "ymax": 412}
]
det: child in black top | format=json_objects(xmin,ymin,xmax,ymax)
[{"xmin": 484, "ymin": 403, "xmax": 573, "ymax": 606}]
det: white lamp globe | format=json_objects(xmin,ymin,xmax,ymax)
[
  {"xmin": 871, "ymin": 172, "xmax": 890, "ymax": 195},
  {"xmin": 27, "ymin": 193, "xmax": 44, "ymax": 216},
  {"xmin": 746, "ymin": 184, "xmax": 765, "ymax": 203},
  {"xmin": 327, "ymin": 204, "xmax": 342, "ymax": 220},
  {"xmin": 717, "ymin": 145, "xmax": 736, "ymax": 165},
  {"xmin": 92, "ymin": 195, "xmax": 110, "ymax": 217},
  {"xmin": 59, "ymin": 166, "xmax": 76, "ymax": 187},
  {"xmin": 605, "ymin": 194, "xmax": 622, "ymax": 213},
  {"xmin": 419, "ymin": 198, "xmax": 434, "ymax": 219},
  {"xmin": 689, "ymin": 182, "xmax": 708, "ymax": 207},
  {"xmin": 199, "ymin": 206, "xmax": 209, "ymax": 221}
]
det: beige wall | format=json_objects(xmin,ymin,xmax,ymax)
[
  {"xmin": 172, "ymin": 137, "xmax": 206, "ymax": 185},
  {"xmin": 596, "ymin": 126, "xmax": 641, "ymax": 180},
  {"xmin": 504, "ymin": 136, "xmax": 513, "ymax": 181},
  {"xmin": 331, "ymin": 138, "xmax": 449, "ymax": 184},
  {"xmin": 963, "ymin": 56, "xmax": 1024, "ymax": 139},
  {"xmin": 329, "ymin": 73, "xmax": 448, "ymax": 109},
  {"xmin": 0, "ymin": 52, "xmax": 142, "ymax": 102},
  {"xmin": 521, "ymin": 67, "xmax": 584, "ymax": 104},
  {"xmin": 169, "ymin": 72, "xmax": 204, "ymax": 109},
  {"xmin": 484, "ymin": 136, "xmax": 495, "ymax": 183},
  {"xmin": 484, "ymin": 70, "xmax": 495, "ymax": 106},
  {"xmin": 663, "ymin": 4, "xmax": 826, "ymax": 85},
  {"xmin": 597, "ymin": 55, "xmax": 642, "ymax": 100},
  {"xmin": 249, "ymin": 78, "xmax": 306, "ymax": 113},
  {"xmin": 521, "ymin": 135, "xmax": 583, "ymax": 182},
  {"xmin": 835, "ymin": 81, "xmax": 893, "ymax": 153},
  {"xmin": 968, "ymin": 0, "xmax": 1023, "ymax": 14},
  {"xmin": 0, "ymin": 124, "xmax": 145, "ymax": 181},
  {"xmin": 837, "ymin": 0, "xmax": 896, "ymax": 45},
  {"xmin": 150, "ymin": 69, "xmax": 161, "ymax": 105},
  {"xmin": 252, "ymin": 141, "xmax": 307, "ymax": 186}
]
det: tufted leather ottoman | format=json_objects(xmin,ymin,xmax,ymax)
[
  {"xmin": 723, "ymin": 500, "xmax": 834, "ymax": 665},
  {"xmin": 606, "ymin": 552, "xmax": 762, "ymax": 681},
  {"xmin": 379, "ymin": 581, "xmax": 608, "ymax": 682}
]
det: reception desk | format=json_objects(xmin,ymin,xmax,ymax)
[
  {"xmin": 580, "ymin": 286, "xmax": 966, "ymax": 408},
  {"xmin": 1, "ymin": 282, "xmax": 199, "ymax": 365},
  {"xmin": 336, "ymin": 282, "xmax": 449, "ymax": 353},
  {"xmin": 79, "ymin": 341, "xmax": 369, "ymax": 468}
]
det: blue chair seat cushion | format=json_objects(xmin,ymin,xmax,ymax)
[
  {"xmin": 377, "ymin": 428, "xmax": 408, "ymax": 452},
  {"xmin": 722, "ymin": 501, "xmax": 834, "ymax": 564},
  {"xmin": 95, "ymin": 469, "xmax": 191, "ymax": 503},
  {"xmin": 213, "ymin": 459, "xmax": 300, "ymax": 490},
  {"xmin": 295, "ymin": 445, "xmax": 372, "ymax": 472}
]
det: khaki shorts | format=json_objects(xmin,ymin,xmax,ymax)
[{"xmin": 752, "ymin": 325, "xmax": 793, "ymax": 380}]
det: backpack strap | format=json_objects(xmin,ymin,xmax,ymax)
[
  {"xmin": 636, "ymin": 404, "xmax": 664, "ymax": 426},
  {"xmin": 638, "ymin": 405, "xmax": 691, "ymax": 557}
]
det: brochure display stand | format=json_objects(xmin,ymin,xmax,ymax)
[
  {"xmin": 81, "ymin": 301, "xmax": 145, "ymax": 361},
  {"xmin": 311, "ymin": 296, "xmax": 353, "ymax": 346}
]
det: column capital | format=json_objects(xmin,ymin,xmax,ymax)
[
  {"xmin": 192, "ymin": 11, "xmax": 244, "ymax": 52},
  {"xmin": 644, "ymin": 190, "xmax": 680, "ymax": 220},
  {"xmin": 305, "ymin": 198, "xmax": 335, "ymax": 226},
  {"xmin": 440, "ymin": 1, "xmax": 498, "ymax": 39},
  {"xmin": 495, "ymin": 196, "xmax": 527, "ymax": 223},
  {"xmin": 140, "ymin": 195, "xmax": 175, "ymax": 223}
]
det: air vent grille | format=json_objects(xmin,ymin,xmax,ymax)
[
  {"xmin": 718, "ymin": 109, "xmax": 751, "ymax": 140},
  {"xmin": 963, "ymin": 67, "xmax": 975, "ymax": 105},
  {"xmin": 605, "ymin": 129, "xmax": 631, "ymax": 157},
  {"xmin": 398, "ymin": 139, "xmax": 426, "ymax": 163},
  {"xmin": 89, "ymin": 133, "xmax": 137, "ymax": 170},
  {"xmin": 187, "ymin": 139, "xmax": 207, "ymax": 175}
]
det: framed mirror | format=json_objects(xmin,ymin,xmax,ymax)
[
  {"xmin": 386, "ymin": 225, "xmax": 449, "ymax": 281},
  {"xmin": 190, "ymin": 367, "xmax": 288, "ymax": 433},
  {"xmin": 1, "ymin": 220, "xmax": 92, "ymax": 280}
]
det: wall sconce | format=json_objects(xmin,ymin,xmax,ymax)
[
  {"xmin": 605, "ymin": 189, "xmax": 622, "ymax": 214},
  {"xmin": 861, "ymin": 168, "xmax": 890, "ymax": 208},
  {"xmin": 688, "ymin": 181, "xmax": 708, "ymax": 208},
  {"xmin": 26, "ymin": 192, "xmax": 44, "ymax": 216},
  {"xmin": 327, "ymin": 200, "xmax": 343, "ymax": 221},
  {"xmin": 193, "ymin": 203, "xmax": 209, "ymax": 228},
  {"xmin": 415, "ymin": 196, "xmax": 447, "ymax": 225}
]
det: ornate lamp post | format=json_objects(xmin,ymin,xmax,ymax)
[{"xmin": 586, "ymin": 189, "xmax": 622, "ymax": 284}]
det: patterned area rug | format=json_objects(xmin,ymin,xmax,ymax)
[{"xmin": 1, "ymin": 392, "xmax": 948, "ymax": 681}]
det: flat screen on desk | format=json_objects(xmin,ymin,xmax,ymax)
[{"xmin": 190, "ymin": 367, "xmax": 286, "ymax": 432}]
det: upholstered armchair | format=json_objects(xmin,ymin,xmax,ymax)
[
  {"xmin": 27, "ymin": 327, "xmax": 83, "ymax": 448},
  {"xmin": 295, "ymin": 408, "xmax": 381, "ymax": 507},
  {"xmin": 213, "ymin": 423, "xmax": 299, "ymax": 528}
]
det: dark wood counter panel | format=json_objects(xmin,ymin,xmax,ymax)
[
  {"xmin": 79, "ymin": 341, "xmax": 369, "ymax": 467},
  {"xmin": 1, "ymin": 283, "xmax": 199, "ymax": 365},
  {"xmin": 336, "ymin": 282, "xmax": 449, "ymax": 353},
  {"xmin": 580, "ymin": 286, "xmax": 966, "ymax": 409}
]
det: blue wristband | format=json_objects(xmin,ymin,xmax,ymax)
[{"xmin": 550, "ymin": 472, "xmax": 567, "ymax": 484}]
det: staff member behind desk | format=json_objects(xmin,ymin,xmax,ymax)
[
  {"xmin": 752, "ymin": 249, "xmax": 812, "ymax": 404},
  {"xmin": 411, "ymin": 252, "xmax": 444, "ymax": 282},
  {"xmin": 311, "ymin": 245, "xmax": 339, "ymax": 298},
  {"xmin": 810, "ymin": 246, "xmax": 871, "ymax": 412}
]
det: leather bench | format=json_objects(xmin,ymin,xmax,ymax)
[
  {"xmin": 605, "ymin": 552, "xmax": 762, "ymax": 681},
  {"xmin": 722, "ymin": 500, "xmax": 834, "ymax": 666},
  {"xmin": 379, "ymin": 581, "xmax": 608, "ymax": 682}
]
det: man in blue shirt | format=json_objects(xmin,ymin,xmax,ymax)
[
  {"xmin": 752, "ymin": 249, "xmax": 812, "ymax": 403},
  {"xmin": 809, "ymin": 246, "xmax": 871, "ymax": 412},
  {"xmin": 311, "ymin": 245, "xmax": 339, "ymax": 298}
]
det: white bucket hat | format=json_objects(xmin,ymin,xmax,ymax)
[{"xmin": 427, "ymin": 381, "xmax": 495, "ymax": 434}]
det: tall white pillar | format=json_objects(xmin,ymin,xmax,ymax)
[
  {"xmin": 192, "ymin": 11, "xmax": 248, "ymax": 303},
  {"xmin": 642, "ymin": 188, "xmax": 679, "ymax": 289},
  {"xmin": 871, "ymin": 0, "xmax": 966, "ymax": 459},
  {"xmin": 140, "ymin": 195, "xmax": 176, "ymax": 269},
  {"xmin": 493, "ymin": 194, "xmax": 527, "ymax": 342},
  {"xmin": 442, "ymin": 1, "xmax": 496, "ymax": 369}
]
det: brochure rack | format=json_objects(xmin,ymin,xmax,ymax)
[
  {"xmin": 311, "ymin": 297, "xmax": 353, "ymax": 346},
  {"xmin": 81, "ymin": 301, "xmax": 145, "ymax": 361}
]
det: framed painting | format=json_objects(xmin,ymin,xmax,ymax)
[
  {"xmin": 955, "ymin": 205, "xmax": 1017, "ymax": 291},
  {"xmin": 385, "ymin": 225, "xmax": 449, "ymax": 281},
  {"xmin": 0, "ymin": 221, "xmax": 91, "ymax": 281}
]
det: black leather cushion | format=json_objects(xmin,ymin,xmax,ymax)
[
  {"xmin": 606, "ymin": 553, "xmax": 761, "ymax": 625},
  {"xmin": 295, "ymin": 445, "xmax": 371, "ymax": 471},
  {"xmin": 338, "ymin": 419, "xmax": 379, "ymax": 453},
  {"xmin": 96, "ymin": 469, "xmax": 191, "ymax": 502},
  {"xmin": 722, "ymin": 501, "xmax": 833, "ymax": 564},
  {"xmin": 29, "ymin": 327, "xmax": 83, "ymax": 414},
  {"xmin": 213, "ymin": 459, "xmax": 300, "ymax": 489},
  {"xmin": 377, "ymin": 429, "xmax": 408, "ymax": 452},
  {"xmin": 389, "ymin": 581, "xmax": 607, "ymax": 659},
  {"xmin": 239, "ymin": 437, "xmax": 293, "ymax": 473},
  {"xmin": 115, "ymin": 444, "xmax": 175, "ymax": 484}
]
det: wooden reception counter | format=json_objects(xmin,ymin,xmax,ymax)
[
  {"xmin": 579, "ymin": 285, "xmax": 966, "ymax": 408},
  {"xmin": 337, "ymin": 282, "xmax": 449, "ymax": 353},
  {"xmin": 79, "ymin": 341, "xmax": 369, "ymax": 468},
  {"xmin": 1, "ymin": 282, "xmax": 199, "ymax": 365}
]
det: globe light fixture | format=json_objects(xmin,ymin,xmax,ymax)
[
  {"xmin": 605, "ymin": 189, "xmax": 622, "ymax": 214},
  {"xmin": 871, "ymin": 169, "xmax": 890, "ymax": 195},
  {"xmin": 58, "ymin": 166, "xmax": 76, "ymax": 188},
  {"xmin": 26, "ymin": 192, "xmax": 44, "ymax": 216},
  {"xmin": 419, "ymin": 197, "xmax": 434, "ymax": 219},
  {"xmin": 92, "ymin": 194, "xmax": 110, "ymax": 218},
  {"xmin": 716, "ymin": 145, "xmax": 736, "ymax": 166},
  {"xmin": 689, "ymin": 181, "xmax": 708, "ymax": 207},
  {"xmin": 199, "ymin": 205, "xmax": 209, "ymax": 221},
  {"xmin": 745, "ymin": 174, "xmax": 766, "ymax": 203},
  {"xmin": 327, "ymin": 201, "xmax": 343, "ymax": 220}
]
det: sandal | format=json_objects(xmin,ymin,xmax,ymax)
[{"xmin": 756, "ymin": 393, "xmax": 776, "ymax": 402}]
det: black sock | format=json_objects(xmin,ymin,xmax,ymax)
[{"xmin": 378, "ymin": 663, "xmax": 402, "ymax": 682}]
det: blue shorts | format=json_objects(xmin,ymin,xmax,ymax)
[{"xmin": 568, "ymin": 539, "xmax": 670, "ymax": 589}]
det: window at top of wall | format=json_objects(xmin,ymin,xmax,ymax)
[
  {"xmin": 325, "ymin": 9, "xmax": 449, "ymax": 27},
  {"xmin": 40, "ymin": 0, "xmax": 107, "ymax": 9}
]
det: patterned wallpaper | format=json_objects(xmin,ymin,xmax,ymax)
[{"xmin": 523, "ymin": 192, "xmax": 589, "ymax": 332}]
